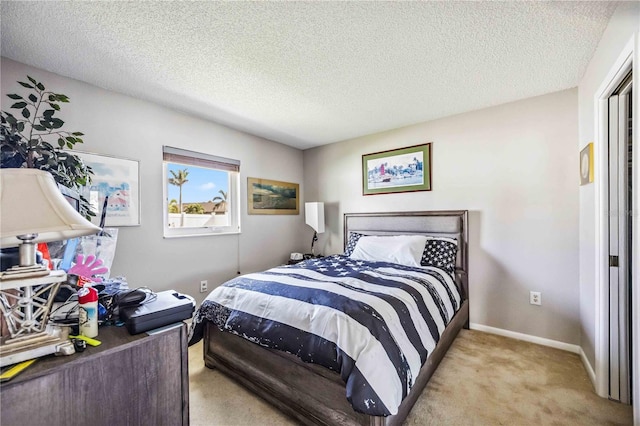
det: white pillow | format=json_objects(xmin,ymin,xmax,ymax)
[{"xmin": 349, "ymin": 235, "xmax": 427, "ymax": 267}]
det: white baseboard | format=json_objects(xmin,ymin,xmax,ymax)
[
  {"xmin": 469, "ymin": 323, "xmax": 597, "ymax": 387},
  {"xmin": 469, "ymin": 323, "xmax": 581, "ymax": 354},
  {"xmin": 578, "ymin": 346, "xmax": 597, "ymax": 387}
]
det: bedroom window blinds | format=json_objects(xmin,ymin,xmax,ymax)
[{"xmin": 162, "ymin": 146, "xmax": 241, "ymax": 238}]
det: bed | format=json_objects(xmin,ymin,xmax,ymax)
[{"xmin": 189, "ymin": 210, "xmax": 469, "ymax": 425}]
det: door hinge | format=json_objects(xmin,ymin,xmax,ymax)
[{"xmin": 609, "ymin": 255, "xmax": 619, "ymax": 267}]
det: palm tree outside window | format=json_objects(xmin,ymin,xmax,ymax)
[{"xmin": 168, "ymin": 169, "xmax": 189, "ymax": 226}]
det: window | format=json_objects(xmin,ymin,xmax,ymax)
[{"xmin": 162, "ymin": 146, "xmax": 240, "ymax": 238}]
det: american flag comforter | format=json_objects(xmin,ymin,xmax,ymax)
[{"xmin": 188, "ymin": 254, "xmax": 461, "ymax": 417}]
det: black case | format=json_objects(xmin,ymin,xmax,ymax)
[{"xmin": 119, "ymin": 290, "xmax": 195, "ymax": 334}]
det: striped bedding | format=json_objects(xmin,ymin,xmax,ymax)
[{"xmin": 188, "ymin": 254, "xmax": 461, "ymax": 416}]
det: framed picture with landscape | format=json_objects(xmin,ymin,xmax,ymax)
[
  {"xmin": 75, "ymin": 151, "xmax": 140, "ymax": 226},
  {"xmin": 362, "ymin": 142, "xmax": 432, "ymax": 195},
  {"xmin": 247, "ymin": 177, "xmax": 299, "ymax": 215}
]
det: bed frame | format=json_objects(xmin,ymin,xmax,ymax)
[{"xmin": 203, "ymin": 210, "xmax": 469, "ymax": 425}]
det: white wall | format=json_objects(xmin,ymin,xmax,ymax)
[
  {"xmin": 304, "ymin": 89, "xmax": 580, "ymax": 345},
  {"xmin": 576, "ymin": 1, "xmax": 639, "ymax": 406},
  {"xmin": 1, "ymin": 58, "xmax": 308, "ymax": 303}
]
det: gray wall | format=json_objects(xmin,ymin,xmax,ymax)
[
  {"xmin": 1, "ymin": 58, "xmax": 309, "ymax": 304},
  {"xmin": 577, "ymin": 2, "xmax": 639, "ymax": 375},
  {"xmin": 304, "ymin": 89, "xmax": 581, "ymax": 345}
]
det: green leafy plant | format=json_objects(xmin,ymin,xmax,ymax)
[
  {"xmin": 0, "ymin": 75, "xmax": 94, "ymax": 219},
  {"xmin": 168, "ymin": 199, "xmax": 179, "ymax": 214},
  {"xmin": 184, "ymin": 203, "xmax": 205, "ymax": 214}
]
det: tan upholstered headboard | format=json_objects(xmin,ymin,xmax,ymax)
[{"xmin": 343, "ymin": 210, "xmax": 469, "ymax": 298}]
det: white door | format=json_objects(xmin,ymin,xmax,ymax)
[{"xmin": 608, "ymin": 78, "xmax": 632, "ymax": 404}]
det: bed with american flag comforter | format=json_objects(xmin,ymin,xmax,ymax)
[{"xmin": 188, "ymin": 254, "xmax": 462, "ymax": 417}]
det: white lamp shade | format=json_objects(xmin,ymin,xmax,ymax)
[
  {"xmin": 305, "ymin": 202, "xmax": 325, "ymax": 233},
  {"xmin": 0, "ymin": 168, "xmax": 101, "ymax": 248}
]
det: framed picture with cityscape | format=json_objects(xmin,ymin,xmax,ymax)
[
  {"xmin": 247, "ymin": 177, "xmax": 299, "ymax": 215},
  {"xmin": 75, "ymin": 151, "xmax": 140, "ymax": 226},
  {"xmin": 362, "ymin": 142, "xmax": 432, "ymax": 195}
]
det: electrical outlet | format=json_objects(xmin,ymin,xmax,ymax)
[
  {"xmin": 530, "ymin": 291, "xmax": 541, "ymax": 306},
  {"xmin": 200, "ymin": 280, "xmax": 208, "ymax": 293}
]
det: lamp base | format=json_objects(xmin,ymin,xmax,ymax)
[
  {"xmin": 0, "ymin": 269, "xmax": 69, "ymax": 367},
  {"xmin": 0, "ymin": 325, "xmax": 74, "ymax": 367},
  {"xmin": 310, "ymin": 231, "xmax": 318, "ymax": 257},
  {"xmin": 0, "ymin": 264, "xmax": 49, "ymax": 281}
]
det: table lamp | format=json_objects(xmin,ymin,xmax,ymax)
[
  {"xmin": 0, "ymin": 168, "xmax": 101, "ymax": 366},
  {"xmin": 304, "ymin": 202, "xmax": 325, "ymax": 257}
]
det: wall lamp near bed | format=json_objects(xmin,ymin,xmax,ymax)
[
  {"xmin": 0, "ymin": 168, "xmax": 100, "ymax": 367},
  {"xmin": 304, "ymin": 202, "xmax": 324, "ymax": 257}
]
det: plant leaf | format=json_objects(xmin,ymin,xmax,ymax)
[
  {"xmin": 33, "ymin": 124, "xmax": 46, "ymax": 131},
  {"xmin": 18, "ymin": 82, "xmax": 34, "ymax": 89},
  {"xmin": 5, "ymin": 115, "xmax": 17, "ymax": 125},
  {"xmin": 49, "ymin": 103, "xmax": 60, "ymax": 111},
  {"xmin": 11, "ymin": 102, "xmax": 27, "ymax": 108},
  {"xmin": 50, "ymin": 118, "xmax": 64, "ymax": 129},
  {"xmin": 16, "ymin": 122, "xmax": 25, "ymax": 132},
  {"xmin": 28, "ymin": 94, "xmax": 38, "ymax": 103},
  {"xmin": 43, "ymin": 110, "xmax": 55, "ymax": 118},
  {"xmin": 7, "ymin": 94, "xmax": 22, "ymax": 100},
  {"xmin": 36, "ymin": 83, "xmax": 45, "ymax": 91},
  {"xmin": 71, "ymin": 132, "xmax": 84, "ymax": 136},
  {"xmin": 54, "ymin": 94, "xmax": 69, "ymax": 103},
  {"xmin": 22, "ymin": 108, "xmax": 30, "ymax": 119},
  {"xmin": 27, "ymin": 76, "xmax": 37, "ymax": 85},
  {"xmin": 58, "ymin": 138, "xmax": 65, "ymax": 148}
]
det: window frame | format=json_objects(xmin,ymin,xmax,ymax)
[{"xmin": 162, "ymin": 146, "xmax": 241, "ymax": 238}]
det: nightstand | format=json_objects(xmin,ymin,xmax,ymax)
[{"xmin": 287, "ymin": 254, "xmax": 323, "ymax": 265}]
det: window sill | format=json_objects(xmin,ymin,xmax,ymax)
[{"xmin": 163, "ymin": 229, "xmax": 241, "ymax": 239}]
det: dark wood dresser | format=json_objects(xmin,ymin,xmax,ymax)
[{"xmin": 0, "ymin": 322, "xmax": 189, "ymax": 426}]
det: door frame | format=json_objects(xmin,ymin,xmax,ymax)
[{"xmin": 593, "ymin": 34, "xmax": 638, "ymax": 418}]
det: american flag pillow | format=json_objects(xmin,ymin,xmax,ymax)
[{"xmin": 420, "ymin": 237, "xmax": 458, "ymax": 274}]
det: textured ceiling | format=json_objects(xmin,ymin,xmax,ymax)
[{"xmin": 1, "ymin": 1, "xmax": 617, "ymax": 150}]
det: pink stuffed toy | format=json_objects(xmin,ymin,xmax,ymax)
[{"xmin": 68, "ymin": 254, "xmax": 109, "ymax": 282}]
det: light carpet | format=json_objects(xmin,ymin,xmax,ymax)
[{"xmin": 188, "ymin": 329, "xmax": 632, "ymax": 425}]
